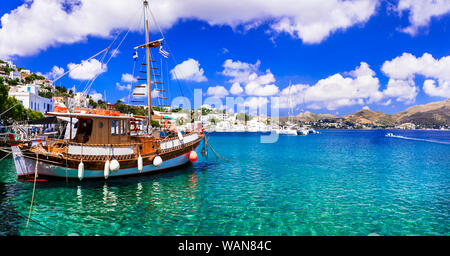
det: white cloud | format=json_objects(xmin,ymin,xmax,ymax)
[
  {"xmin": 423, "ymin": 79, "xmax": 450, "ymax": 98},
  {"xmin": 151, "ymin": 88, "xmax": 161, "ymax": 98},
  {"xmin": 221, "ymin": 59, "xmax": 279, "ymax": 96},
  {"xmin": 116, "ymin": 82, "xmax": 131, "ymax": 91},
  {"xmin": 229, "ymin": 82, "xmax": 244, "ymax": 95},
  {"xmin": 89, "ymin": 90, "xmax": 103, "ymax": 102},
  {"xmin": 222, "ymin": 59, "xmax": 261, "ymax": 84},
  {"xmin": 362, "ymin": 106, "xmax": 370, "ymax": 110},
  {"xmin": 121, "ymin": 73, "xmax": 137, "ymax": 83},
  {"xmin": 0, "ymin": 0, "xmax": 379, "ymax": 59},
  {"xmin": 132, "ymin": 86, "xmax": 147, "ymax": 99},
  {"xmin": 242, "ymin": 97, "xmax": 269, "ymax": 110},
  {"xmin": 170, "ymin": 58, "xmax": 207, "ymax": 82},
  {"xmin": 110, "ymin": 49, "xmax": 120, "ymax": 58},
  {"xmin": 381, "ymin": 53, "xmax": 450, "ymax": 81},
  {"xmin": 245, "ymin": 82, "xmax": 279, "ymax": 96},
  {"xmin": 396, "ymin": 0, "xmax": 450, "ymax": 35},
  {"xmin": 381, "ymin": 52, "xmax": 450, "ymax": 98},
  {"xmin": 45, "ymin": 65, "xmax": 64, "ymax": 80},
  {"xmin": 276, "ymin": 62, "xmax": 419, "ymax": 110},
  {"xmin": 67, "ymin": 58, "xmax": 107, "ymax": 80},
  {"xmin": 382, "ymin": 79, "xmax": 418, "ymax": 104},
  {"xmin": 299, "ymin": 62, "xmax": 383, "ymax": 110},
  {"xmin": 269, "ymin": 0, "xmax": 377, "ymax": 43},
  {"xmin": 0, "ymin": 0, "xmax": 142, "ymax": 59},
  {"xmin": 206, "ymin": 86, "xmax": 229, "ymax": 98}
]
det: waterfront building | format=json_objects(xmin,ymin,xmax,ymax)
[{"xmin": 8, "ymin": 84, "xmax": 54, "ymax": 114}]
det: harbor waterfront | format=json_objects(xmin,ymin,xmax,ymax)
[{"xmin": 0, "ymin": 129, "xmax": 449, "ymax": 236}]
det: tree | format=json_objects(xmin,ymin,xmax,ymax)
[
  {"xmin": 39, "ymin": 91, "xmax": 54, "ymax": 99},
  {"xmin": 201, "ymin": 107, "xmax": 212, "ymax": 116},
  {"xmin": 88, "ymin": 98, "xmax": 98, "ymax": 108},
  {"xmin": 151, "ymin": 120, "xmax": 160, "ymax": 127},
  {"xmin": 0, "ymin": 83, "xmax": 43, "ymax": 123}
]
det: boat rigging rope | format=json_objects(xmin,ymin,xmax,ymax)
[
  {"xmin": 147, "ymin": 5, "xmax": 189, "ymax": 99},
  {"xmin": 82, "ymin": 8, "xmax": 143, "ymax": 97},
  {"xmin": 26, "ymin": 151, "xmax": 39, "ymax": 229},
  {"xmin": 0, "ymin": 103, "xmax": 21, "ymax": 117}
]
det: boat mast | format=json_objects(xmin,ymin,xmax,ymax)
[
  {"xmin": 144, "ymin": 0, "xmax": 152, "ymax": 134},
  {"xmin": 288, "ymin": 80, "xmax": 292, "ymax": 124}
]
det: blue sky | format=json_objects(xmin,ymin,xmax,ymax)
[{"xmin": 1, "ymin": 0, "xmax": 449, "ymax": 116}]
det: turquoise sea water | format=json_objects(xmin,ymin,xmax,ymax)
[{"xmin": 0, "ymin": 129, "xmax": 449, "ymax": 236}]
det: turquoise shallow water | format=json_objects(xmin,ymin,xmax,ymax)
[{"xmin": 0, "ymin": 129, "xmax": 449, "ymax": 236}]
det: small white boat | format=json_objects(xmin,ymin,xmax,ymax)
[
  {"xmin": 386, "ymin": 132, "xmax": 394, "ymax": 137},
  {"xmin": 296, "ymin": 128, "xmax": 309, "ymax": 136},
  {"xmin": 274, "ymin": 126, "xmax": 298, "ymax": 136}
]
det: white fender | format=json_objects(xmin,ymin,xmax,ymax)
[
  {"xmin": 110, "ymin": 158, "xmax": 120, "ymax": 173},
  {"xmin": 153, "ymin": 155, "xmax": 163, "ymax": 167},
  {"xmin": 78, "ymin": 160, "xmax": 84, "ymax": 181},
  {"xmin": 177, "ymin": 130, "xmax": 183, "ymax": 141},
  {"xmin": 138, "ymin": 154, "xmax": 143, "ymax": 173},
  {"xmin": 104, "ymin": 160, "xmax": 110, "ymax": 179}
]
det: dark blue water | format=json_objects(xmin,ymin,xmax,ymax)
[{"xmin": 0, "ymin": 129, "xmax": 449, "ymax": 235}]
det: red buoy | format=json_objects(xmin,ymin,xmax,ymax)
[{"xmin": 188, "ymin": 151, "xmax": 198, "ymax": 162}]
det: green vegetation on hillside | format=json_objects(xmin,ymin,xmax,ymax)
[{"xmin": 0, "ymin": 83, "xmax": 44, "ymax": 123}]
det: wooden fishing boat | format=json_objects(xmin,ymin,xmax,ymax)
[{"xmin": 10, "ymin": 0, "xmax": 205, "ymax": 180}]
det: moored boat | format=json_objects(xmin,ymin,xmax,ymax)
[{"xmin": 9, "ymin": 0, "xmax": 205, "ymax": 180}]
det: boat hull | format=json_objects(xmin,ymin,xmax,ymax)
[{"xmin": 20, "ymin": 150, "xmax": 194, "ymax": 179}]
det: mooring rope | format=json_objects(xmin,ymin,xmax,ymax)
[
  {"xmin": 65, "ymin": 141, "xmax": 68, "ymax": 184},
  {"xmin": 203, "ymin": 136, "xmax": 230, "ymax": 162},
  {"xmin": 26, "ymin": 151, "xmax": 39, "ymax": 229},
  {"xmin": 0, "ymin": 152, "xmax": 11, "ymax": 161}
]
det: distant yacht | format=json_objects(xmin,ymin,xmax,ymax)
[
  {"xmin": 275, "ymin": 126, "xmax": 298, "ymax": 136},
  {"xmin": 386, "ymin": 132, "xmax": 394, "ymax": 137}
]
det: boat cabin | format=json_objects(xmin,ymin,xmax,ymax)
[{"xmin": 46, "ymin": 112, "xmax": 144, "ymax": 145}]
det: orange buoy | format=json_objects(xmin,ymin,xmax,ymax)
[{"xmin": 188, "ymin": 151, "xmax": 198, "ymax": 162}]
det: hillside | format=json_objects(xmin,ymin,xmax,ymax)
[
  {"xmin": 279, "ymin": 99, "xmax": 449, "ymax": 127},
  {"xmin": 392, "ymin": 99, "xmax": 450, "ymax": 126},
  {"xmin": 279, "ymin": 111, "xmax": 338, "ymax": 122},
  {"xmin": 343, "ymin": 109, "xmax": 395, "ymax": 126}
]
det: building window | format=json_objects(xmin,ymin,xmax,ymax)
[
  {"xmin": 121, "ymin": 120, "xmax": 126, "ymax": 136},
  {"xmin": 111, "ymin": 120, "xmax": 119, "ymax": 136},
  {"xmin": 27, "ymin": 87, "xmax": 31, "ymax": 92}
]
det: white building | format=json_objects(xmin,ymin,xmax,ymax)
[
  {"xmin": 8, "ymin": 84, "xmax": 54, "ymax": 114},
  {"xmin": 6, "ymin": 61, "xmax": 15, "ymax": 69},
  {"xmin": 72, "ymin": 92, "xmax": 88, "ymax": 108},
  {"xmin": 9, "ymin": 71, "xmax": 21, "ymax": 80}
]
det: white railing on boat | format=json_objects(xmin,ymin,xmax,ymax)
[
  {"xmin": 160, "ymin": 133, "xmax": 198, "ymax": 151},
  {"xmin": 67, "ymin": 144, "xmax": 135, "ymax": 156}
]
